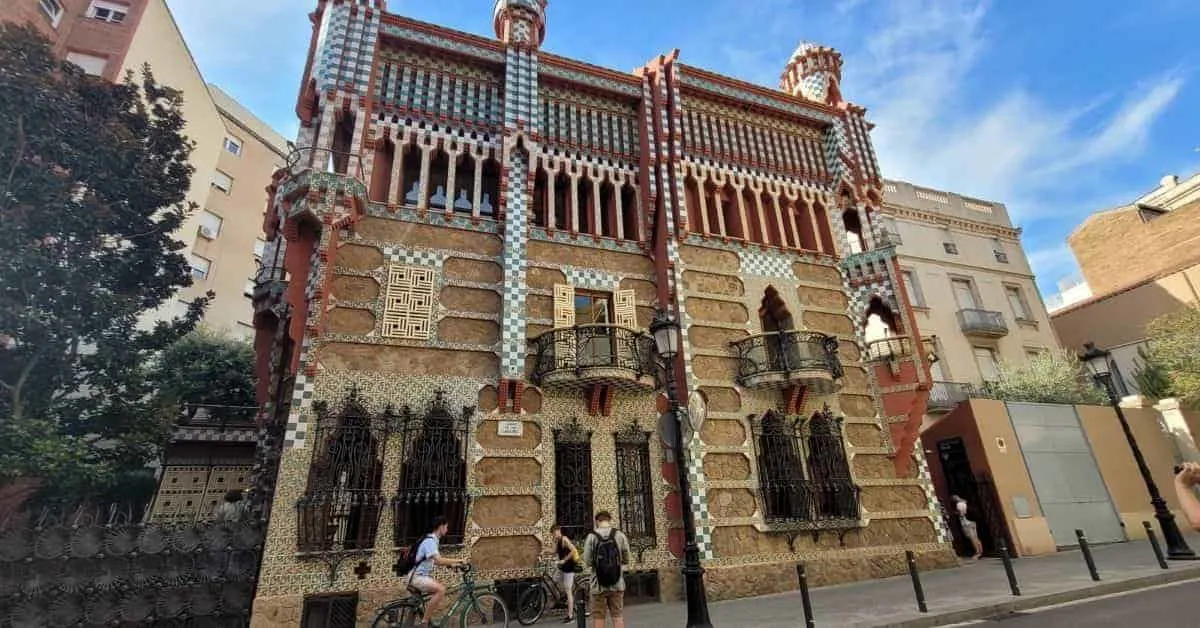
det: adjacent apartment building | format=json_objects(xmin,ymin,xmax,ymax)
[
  {"xmin": 248, "ymin": 0, "xmax": 953, "ymax": 622},
  {"xmin": 1051, "ymin": 171, "xmax": 1200, "ymax": 396},
  {"xmin": 877, "ymin": 181, "xmax": 1060, "ymax": 422},
  {"xmin": 10, "ymin": 0, "xmax": 290, "ymax": 337}
]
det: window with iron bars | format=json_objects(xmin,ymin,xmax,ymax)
[
  {"xmin": 554, "ymin": 420, "xmax": 594, "ymax": 542},
  {"xmin": 614, "ymin": 422, "xmax": 656, "ymax": 548},
  {"xmin": 752, "ymin": 405, "xmax": 860, "ymax": 525},
  {"xmin": 301, "ymin": 593, "xmax": 358, "ymax": 628},
  {"xmin": 393, "ymin": 391, "xmax": 471, "ymax": 548},
  {"xmin": 296, "ymin": 388, "xmax": 391, "ymax": 553}
]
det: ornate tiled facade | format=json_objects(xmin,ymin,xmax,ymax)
[{"xmin": 249, "ymin": 1, "xmax": 953, "ymax": 624}]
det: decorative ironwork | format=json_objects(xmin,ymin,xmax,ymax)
[
  {"xmin": 956, "ymin": 308, "xmax": 1008, "ymax": 337},
  {"xmin": 752, "ymin": 407, "xmax": 860, "ymax": 526},
  {"xmin": 865, "ymin": 335, "xmax": 913, "ymax": 362},
  {"xmin": 928, "ymin": 381, "xmax": 975, "ymax": 412},
  {"xmin": 381, "ymin": 264, "xmax": 436, "ymax": 340},
  {"xmin": 528, "ymin": 324, "xmax": 656, "ymax": 389},
  {"xmin": 0, "ymin": 503, "xmax": 263, "ymax": 626},
  {"xmin": 301, "ymin": 593, "xmax": 359, "ymax": 628},
  {"xmin": 729, "ymin": 330, "xmax": 842, "ymax": 389},
  {"xmin": 393, "ymin": 391, "xmax": 472, "ymax": 548},
  {"xmin": 614, "ymin": 421, "xmax": 656, "ymax": 548},
  {"xmin": 554, "ymin": 419, "xmax": 594, "ymax": 542},
  {"xmin": 297, "ymin": 388, "xmax": 391, "ymax": 555}
]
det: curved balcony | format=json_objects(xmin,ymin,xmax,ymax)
[
  {"xmin": 865, "ymin": 335, "xmax": 913, "ymax": 362},
  {"xmin": 957, "ymin": 308, "xmax": 1008, "ymax": 338},
  {"xmin": 928, "ymin": 381, "xmax": 975, "ymax": 413},
  {"xmin": 730, "ymin": 331, "xmax": 843, "ymax": 393},
  {"xmin": 528, "ymin": 324, "xmax": 656, "ymax": 391},
  {"xmin": 281, "ymin": 147, "xmax": 367, "ymax": 200}
]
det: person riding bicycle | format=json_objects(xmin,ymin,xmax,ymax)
[
  {"xmin": 551, "ymin": 525, "xmax": 581, "ymax": 623},
  {"xmin": 406, "ymin": 515, "xmax": 466, "ymax": 628}
]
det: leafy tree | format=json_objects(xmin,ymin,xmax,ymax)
[
  {"xmin": 986, "ymin": 349, "xmax": 1106, "ymax": 405},
  {"xmin": 1132, "ymin": 345, "xmax": 1174, "ymax": 401},
  {"xmin": 0, "ymin": 25, "xmax": 210, "ymax": 499},
  {"xmin": 154, "ymin": 329, "xmax": 257, "ymax": 421},
  {"xmin": 1145, "ymin": 305, "xmax": 1200, "ymax": 407}
]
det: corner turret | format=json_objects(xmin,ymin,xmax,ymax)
[
  {"xmin": 493, "ymin": 0, "xmax": 548, "ymax": 48},
  {"xmin": 781, "ymin": 41, "xmax": 844, "ymax": 106}
]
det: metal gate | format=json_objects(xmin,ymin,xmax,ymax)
[{"xmin": 1006, "ymin": 402, "xmax": 1125, "ymax": 547}]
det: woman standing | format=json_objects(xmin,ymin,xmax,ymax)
[
  {"xmin": 952, "ymin": 495, "xmax": 984, "ymax": 560},
  {"xmin": 551, "ymin": 525, "xmax": 581, "ymax": 623}
]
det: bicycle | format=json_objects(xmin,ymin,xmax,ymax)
[
  {"xmin": 371, "ymin": 563, "xmax": 510, "ymax": 627},
  {"xmin": 516, "ymin": 557, "xmax": 592, "ymax": 626}
]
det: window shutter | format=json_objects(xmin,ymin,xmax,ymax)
[
  {"xmin": 554, "ymin": 284, "xmax": 575, "ymax": 328},
  {"xmin": 614, "ymin": 289, "xmax": 637, "ymax": 328}
]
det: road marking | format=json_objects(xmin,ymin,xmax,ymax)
[{"xmin": 942, "ymin": 577, "xmax": 1200, "ymax": 626}]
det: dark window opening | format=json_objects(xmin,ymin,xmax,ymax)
[
  {"xmin": 754, "ymin": 411, "xmax": 807, "ymax": 522},
  {"xmin": 554, "ymin": 171, "xmax": 570, "ymax": 230},
  {"xmin": 369, "ymin": 139, "xmax": 393, "ymax": 203},
  {"xmin": 742, "ymin": 186, "xmax": 762, "ymax": 244},
  {"xmin": 330, "ymin": 114, "xmax": 355, "ymax": 176},
  {"xmin": 393, "ymin": 392, "xmax": 470, "ymax": 548},
  {"xmin": 452, "ymin": 153, "xmax": 475, "ymax": 213},
  {"xmin": 399, "ymin": 143, "xmax": 421, "ymax": 205},
  {"xmin": 614, "ymin": 423, "xmax": 656, "ymax": 547},
  {"xmin": 806, "ymin": 408, "xmax": 859, "ymax": 519},
  {"xmin": 554, "ymin": 421, "xmax": 594, "ymax": 542},
  {"xmin": 795, "ymin": 200, "xmax": 819, "ymax": 251},
  {"xmin": 621, "ymin": 182, "xmax": 639, "ymax": 241},
  {"xmin": 576, "ymin": 177, "xmax": 595, "ymax": 235},
  {"xmin": 599, "ymin": 180, "xmax": 616, "ymax": 238},
  {"xmin": 842, "ymin": 208, "xmax": 865, "ymax": 254},
  {"xmin": 533, "ymin": 167, "xmax": 549, "ymax": 227},
  {"xmin": 762, "ymin": 191, "xmax": 783, "ymax": 247},
  {"xmin": 480, "ymin": 157, "xmax": 500, "ymax": 216},
  {"xmin": 811, "ymin": 201, "xmax": 835, "ymax": 253},
  {"xmin": 301, "ymin": 593, "xmax": 358, "ymax": 628},
  {"xmin": 427, "ymin": 148, "xmax": 450, "ymax": 209},
  {"xmin": 703, "ymin": 181, "xmax": 721, "ymax": 236},
  {"xmin": 721, "ymin": 184, "xmax": 744, "ymax": 239}
]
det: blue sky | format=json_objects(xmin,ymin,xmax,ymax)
[{"xmin": 168, "ymin": 0, "xmax": 1198, "ymax": 297}]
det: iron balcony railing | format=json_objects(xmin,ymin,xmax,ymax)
[
  {"xmin": 286, "ymin": 146, "xmax": 365, "ymax": 182},
  {"xmin": 729, "ymin": 330, "xmax": 842, "ymax": 388},
  {"xmin": 927, "ymin": 381, "xmax": 975, "ymax": 412},
  {"xmin": 528, "ymin": 324, "xmax": 656, "ymax": 387},
  {"xmin": 957, "ymin": 308, "xmax": 1008, "ymax": 337},
  {"xmin": 865, "ymin": 335, "xmax": 913, "ymax": 362}
]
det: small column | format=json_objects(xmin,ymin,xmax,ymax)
[
  {"xmin": 472, "ymin": 148, "xmax": 484, "ymax": 219},
  {"xmin": 569, "ymin": 174, "xmax": 580, "ymax": 232},
  {"xmin": 591, "ymin": 177, "xmax": 602, "ymax": 236},
  {"xmin": 696, "ymin": 175, "xmax": 712, "ymax": 236},
  {"xmin": 546, "ymin": 163, "xmax": 557, "ymax": 229},
  {"xmin": 388, "ymin": 133, "xmax": 405, "ymax": 206},
  {"xmin": 614, "ymin": 174, "xmax": 625, "ymax": 240},
  {"xmin": 417, "ymin": 145, "xmax": 432, "ymax": 211},
  {"xmin": 713, "ymin": 185, "xmax": 728, "ymax": 237},
  {"xmin": 771, "ymin": 193, "xmax": 789, "ymax": 248},
  {"xmin": 785, "ymin": 195, "xmax": 803, "ymax": 249},
  {"xmin": 807, "ymin": 199, "xmax": 825, "ymax": 254},
  {"xmin": 444, "ymin": 148, "xmax": 459, "ymax": 216}
]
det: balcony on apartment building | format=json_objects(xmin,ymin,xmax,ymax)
[
  {"xmin": 528, "ymin": 324, "xmax": 657, "ymax": 390},
  {"xmin": 730, "ymin": 331, "xmax": 843, "ymax": 393},
  {"xmin": 956, "ymin": 308, "xmax": 1009, "ymax": 338},
  {"xmin": 864, "ymin": 335, "xmax": 914, "ymax": 362},
  {"xmin": 927, "ymin": 381, "xmax": 975, "ymax": 413}
]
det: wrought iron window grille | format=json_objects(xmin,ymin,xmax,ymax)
[
  {"xmin": 554, "ymin": 418, "xmax": 595, "ymax": 542},
  {"xmin": 752, "ymin": 405, "xmax": 860, "ymax": 529},
  {"xmin": 393, "ymin": 391, "xmax": 473, "ymax": 549},
  {"xmin": 614, "ymin": 420, "xmax": 657, "ymax": 552}
]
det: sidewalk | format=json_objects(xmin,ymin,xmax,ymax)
[{"xmin": 624, "ymin": 537, "xmax": 1200, "ymax": 627}]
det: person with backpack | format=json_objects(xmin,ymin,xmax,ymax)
[
  {"xmin": 581, "ymin": 511, "xmax": 631, "ymax": 628},
  {"xmin": 399, "ymin": 515, "xmax": 465, "ymax": 628}
]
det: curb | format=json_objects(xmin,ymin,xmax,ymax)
[{"xmin": 882, "ymin": 566, "xmax": 1200, "ymax": 627}]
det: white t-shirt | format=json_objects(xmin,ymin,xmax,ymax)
[
  {"xmin": 412, "ymin": 535, "xmax": 439, "ymax": 577},
  {"xmin": 956, "ymin": 500, "xmax": 969, "ymax": 519}
]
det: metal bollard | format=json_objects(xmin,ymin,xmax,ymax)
[
  {"xmin": 575, "ymin": 593, "xmax": 587, "ymax": 628},
  {"xmin": 1075, "ymin": 529, "xmax": 1100, "ymax": 581},
  {"xmin": 905, "ymin": 550, "xmax": 928, "ymax": 613},
  {"xmin": 997, "ymin": 538, "xmax": 1021, "ymax": 596},
  {"xmin": 796, "ymin": 562, "xmax": 816, "ymax": 628},
  {"xmin": 1143, "ymin": 521, "xmax": 1169, "ymax": 570}
]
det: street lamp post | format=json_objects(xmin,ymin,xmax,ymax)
[
  {"xmin": 1079, "ymin": 342, "xmax": 1195, "ymax": 560},
  {"xmin": 650, "ymin": 309, "xmax": 714, "ymax": 628}
]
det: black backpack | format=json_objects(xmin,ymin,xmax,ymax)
[
  {"xmin": 395, "ymin": 534, "xmax": 433, "ymax": 577},
  {"xmin": 589, "ymin": 530, "xmax": 622, "ymax": 587}
]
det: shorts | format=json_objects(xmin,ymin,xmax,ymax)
[
  {"xmin": 591, "ymin": 590, "xmax": 624, "ymax": 619},
  {"xmin": 408, "ymin": 575, "xmax": 439, "ymax": 593},
  {"xmin": 556, "ymin": 570, "xmax": 576, "ymax": 592},
  {"xmin": 962, "ymin": 520, "xmax": 980, "ymax": 542}
]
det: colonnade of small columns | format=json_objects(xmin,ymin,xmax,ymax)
[
  {"xmin": 530, "ymin": 155, "xmax": 641, "ymax": 242},
  {"xmin": 366, "ymin": 124, "xmax": 503, "ymax": 220}
]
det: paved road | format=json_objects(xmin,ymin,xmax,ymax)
[{"xmin": 970, "ymin": 579, "xmax": 1200, "ymax": 627}]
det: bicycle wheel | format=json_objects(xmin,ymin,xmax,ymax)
[
  {"xmin": 461, "ymin": 591, "xmax": 510, "ymax": 627},
  {"xmin": 516, "ymin": 585, "xmax": 546, "ymax": 626},
  {"xmin": 372, "ymin": 601, "xmax": 421, "ymax": 628}
]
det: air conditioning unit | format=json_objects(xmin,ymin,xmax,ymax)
[{"xmin": 198, "ymin": 225, "xmax": 217, "ymax": 239}]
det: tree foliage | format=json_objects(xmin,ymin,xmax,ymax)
[
  {"xmin": 0, "ymin": 25, "xmax": 210, "ymax": 497},
  {"xmin": 1145, "ymin": 305, "xmax": 1200, "ymax": 407},
  {"xmin": 986, "ymin": 350, "xmax": 1106, "ymax": 406},
  {"xmin": 1132, "ymin": 345, "xmax": 1174, "ymax": 401},
  {"xmin": 154, "ymin": 329, "xmax": 257, "ymax": 420}
]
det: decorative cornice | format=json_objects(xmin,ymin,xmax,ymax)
[
  {"xmin": 678, "ymin": 64, "xmax": 838, "ymax": 125},
  {"xmin": 379, "ymin": 17, "xmax": 505, "ymax": 64},
  {"xmin": 881, "ymin": 203, "xmax": 1020, "ymax": 240},
  {"xmin": 539, "ymin": 55, "xmax": 641, "ymax": 97}
]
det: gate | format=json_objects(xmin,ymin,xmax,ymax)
[
  {"xmin": 1007, "ymin": 402, "xmax": 1125, "ymax": 547},
  {"xmin": 0, "ymin": 503, "xmax": 263, "ymax": 626}
]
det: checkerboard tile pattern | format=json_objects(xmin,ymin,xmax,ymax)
[
  {"xmin": 381, "ymin": 245, "xmax": 447, "ymax": 267},
  {"xmin": 312, "ymin": 2, "xmax": 380, "ymax": 96},
  {"xmin": 914, "ymin": 446, "xmax": 952, "ymax": 544},
  {"xmin": 739, "ymin": 247, "xmax": 798, "ymax": 280},
  {"xmin": 172, "ymin": 426, "xmax": 258, "ymax": 443},
  {"xmin": 499, "ymin": 146, "xmax": 531, "ymax": 378},
  {"xmin": 563, "ymin": 266, "xmax": 621, "ymax": 292}
]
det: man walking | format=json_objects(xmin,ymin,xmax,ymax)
[{"xmin": 582, "ymin": 511, "xmax": 631, "ymax": 628}]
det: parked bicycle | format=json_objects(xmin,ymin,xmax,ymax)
[
  {"xmin": 372, "ymin": 563, "xmax": 510, "ymax": 627},
  {"xmin": 516, "ymin": 557, "xmax": 592, "ymax": 625}
]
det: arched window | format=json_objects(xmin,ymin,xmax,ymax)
[
  {"xmin": 753, "ymin": 411, "xmax": 808, "ymax": 522},
  {"xmin": 599, "ymin": 179, "xmax": 616, "ymax": 238},
  {"xmin": 620, "ymin": 182, "xmax": 639, "ymax": 241},
  {"xmin": 554, "ymin": 170, "xmax": 571, "ymax": 230},
  {"xmin": 399, "ymin": 142, "xmax": 421, "ymax": 205},
  {"xmin": 811, "ymin": 200, "xmax": 836, "ymax": 254},
  {"xmin": 393, "ymin": 391, "xmax": 470, "ymax": 548},
  {"xmin": 614, "ymin": 422, "xmax": 655, "ymax": 546},
  {"xmin": 762, "ymin": 191, "xmax": 783, "ymax": 247},
  {"xmin": 427, "ymin": 147, "xmax": 450, "ymax": 209},
  {"xmin": 554, "ymin": 420, "xmax": 594, "ymax": 541},
  {"xmin": 794, "ymin": 199, "xmax": 819, "ymax": 251},
  {"xmin": 480, "ymin": 156, "xmax": 500, "ymax": 217},
  {"xmin": 864, "ymin": 296, "xmax": 903, "ymax": 360},
  {"xmin": 742, "ymin": 186, "xmax": 762, "ymax": 243},
  {"xmin": 752, "ymin": 407, "xmax": 860, "ymax": 524},
  {"xmin": 533, "ymin": 166, "xmax": 549, "ymax": 227},
  {"xmin": 369, "ymin": 138, "xmax": 394, "ymax": 203},
  {"xmin": 451, "ymin": 152, "xmax": 476, "ymax": 214},
  {"xmin": 704, "ymin": 180, "xmax": 721, "ymax": 237},
  {"xmin": 806, "ymin": 406, "xmax": 858, "ymax": 519},
  {"xmin": 576, "ymin": 176, "xmax": 594, "ymax": 235},
  {"xmin": 843, "ymin": 208, "xmax": 865, "ymax": 254},
  {"xmin": 684, "ymin": 175, "xmax": 701, "ymax": 232},
  {"xmin": 297, "ymin": 388, "xmax": 390, "ymax": 553},
  {"xmin": 330, "ymin": 112, "xmax": 355, "ymax": 176},
  {"xmin": 721, "ymin": 183, "xmax": 743, "ymax": 239}
]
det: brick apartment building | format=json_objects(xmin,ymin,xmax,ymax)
[{"xmin": 247, "ymin": 0, "xmax": 954, "ymax": 622}]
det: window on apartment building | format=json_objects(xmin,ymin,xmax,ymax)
[
  {"xmin": 197, "ymin": 211, "xmax": 222, "ymax": 239},
  {"xmin": 39, "ymin": 0, "xmax": 64, "ymax": 28},
  {"xmin": 1005, "ymin": 285, "xmax": 1031, "ymax": 321},
  {"xmin": 901, "ymin": 270, "xmax": 925, "ymax": 307},
  {"xmin": 879, "ymin": 216, "xmax": 902, "ymax": 245},
  {"xmin": 253, "ymin": 239, "xmax": 266, "ymax": 260},
  {"xmin": 224, "ymin": 137, "xmax": 243, "ymax": 156},
  {"xmin": 212, "ymin": 170, "xmax": 233, "ymax": 193},
  {"xmin": 188, "ymin": 254, "xmax": 211, "ymax": 281},
  {"xmin": 994, "ymin": 249, "xmax": 1009, "ymax": 263},
  {"xmin": 65, "ymin": 52, "xmax": 107, "ymax": 76},
  {"xmin": 951, "ymin": 278, "xmax": 979, "ymax": 310},
  {"xmin": 87, "ymin": 1, "xmax": 128, "ymax": 23},
  {"xmin": 943, "ymin": 241, "xmax": 959, "ymax": 255},
  {"xmin": 973, "ymin": 346, "xmax": 1001, "ymax": 383}
]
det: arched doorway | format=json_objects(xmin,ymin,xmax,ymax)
[
  {"xmin": 864, "ymin": 297, "xmax": 901, "ymax": 360},
  {"xmin": 760, "ymin": 286, "xmax": 797, "ymax": 371}
]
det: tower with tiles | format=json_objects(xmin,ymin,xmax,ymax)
[{"xmin": 249, "ymin": 1, "xmax": 953, "ymax": 622}]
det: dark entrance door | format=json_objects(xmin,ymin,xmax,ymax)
[{"xmin": 936, "ymin": 437, "xmax": 1011, "ymax": 558}]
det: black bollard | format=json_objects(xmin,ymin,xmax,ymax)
[
  {"xmin": 1143, "ymin": 521, "xmax": 1169, "ymax": 570},
  {"xmin": 796, "ymin": 563, "xmax": 816, "ymax": 628},
  {"xmin": 1075, "ymin": 529, "xmax": 1100, "ymax": 581},
  {"xmin": 905, "ymin": 550, "xmax": 928, "ymax": 613},
  {"xmin": 997, "ymin": 538, "xmax": 1021, "ymax": 596},
  {"xmin": 575, "ymin": 593, "xmax": 586, "ymax": 628}
]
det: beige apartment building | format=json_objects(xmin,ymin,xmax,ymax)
[
  {"xmin": 1051, "ymin": 171, "xmax": 1200, "ymax": 396},
  {"xmin": 879, "ymin": 180, "xmax": 1060, "ymax": 422}
]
